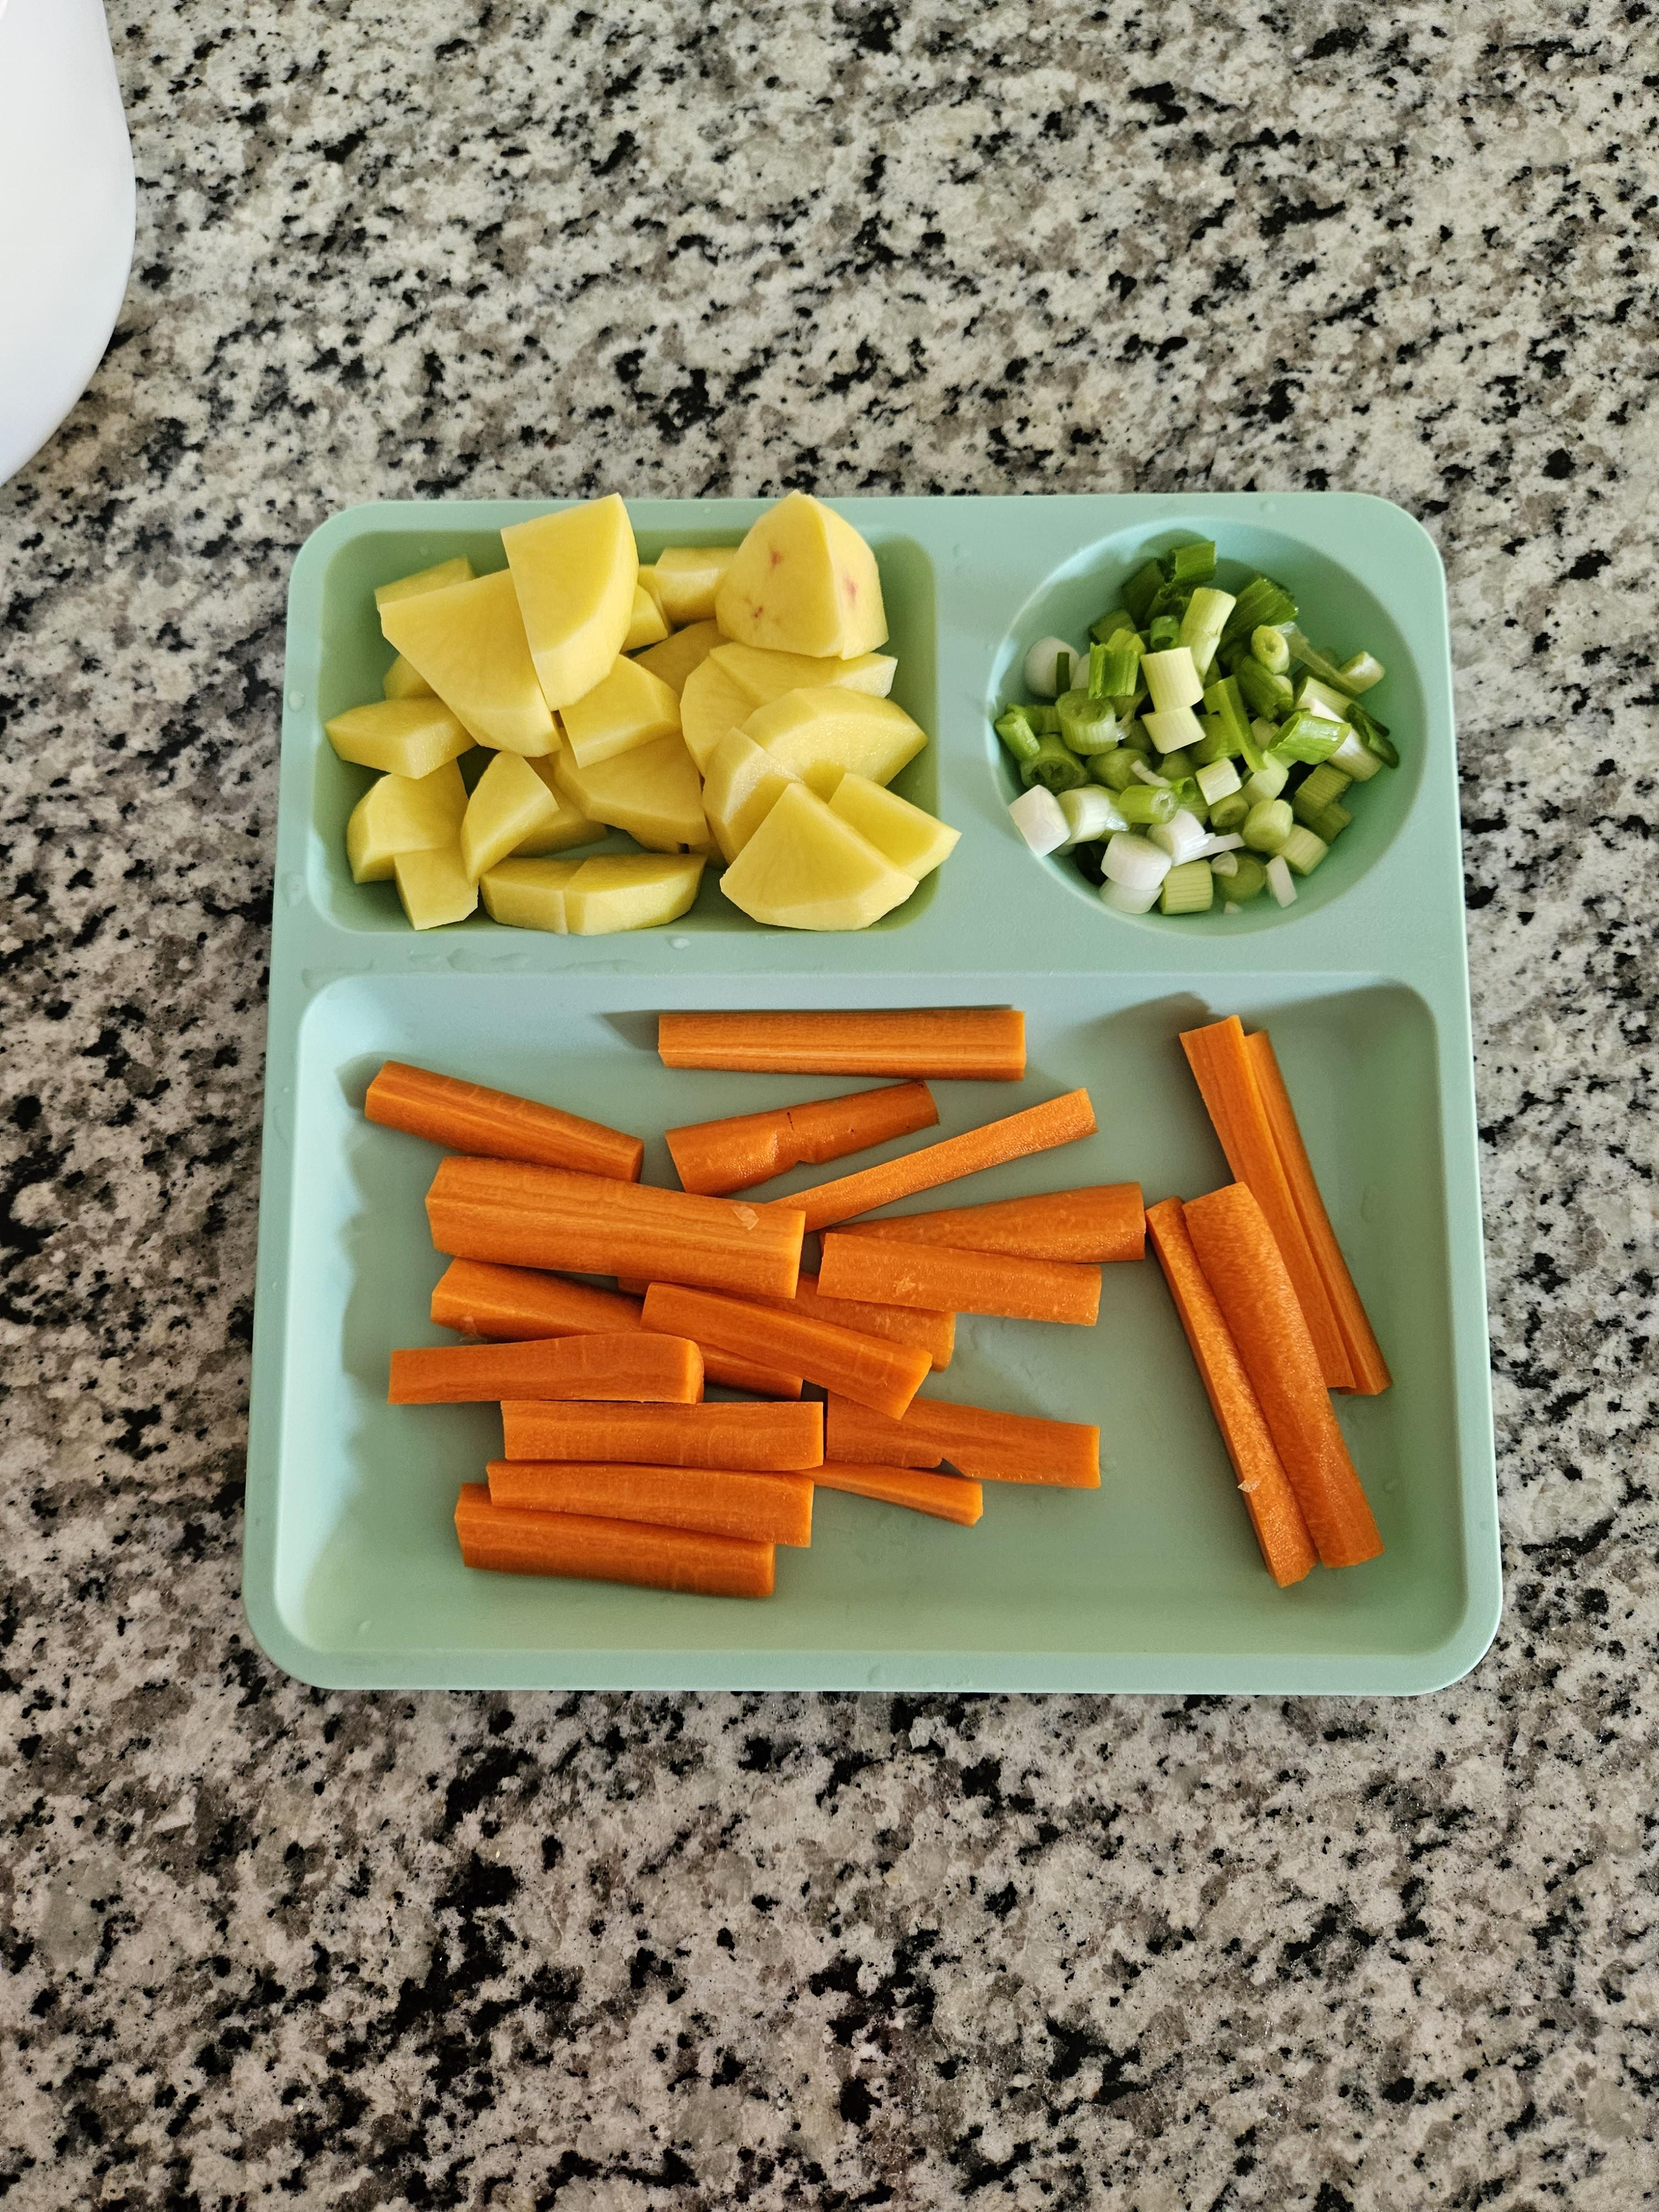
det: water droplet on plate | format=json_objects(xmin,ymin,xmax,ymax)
[
  {"xmin": 287, "ymin": 689, "xmax": 304, "ymax": 712},
  {"xmin": 670, "ymin": 936, "xmax": 690, "ymax": 950}
]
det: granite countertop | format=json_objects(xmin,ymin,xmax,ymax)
[{"xmin": 2, "ymin": 4, "xmax": 1655, "ymax": 2204}]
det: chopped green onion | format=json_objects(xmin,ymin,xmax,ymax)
[
  {"xmin": 1023, "ymin": 735, "xmax": 1091, "ymax": 794},
  {"xmin": 1163, "ymin": 540, "xmax": 1217, "ymax": 585},
  {"xmin": 1150, "ymin": 809, "xmax": 1209, "ymax": 865},
  {"xmin": 1131, "ymin": 759, "xmax": 1170, "ymax": 786},
  {"xmin": 1208, "ymin": 791, "xmax": 1250, "ymax": 834},
  {"xmin": 1192, "ymin": 716, "xmax": 1235, "ymax": 767},
  {"xmin": 1235, "ymin": 656, "xmax": 1296, "ymax": 718},
  {"xmin": 1220, "ymin": 574, "xmax": 1297, "ymax": 648},
  {"xmin": 1099, "ymin": 877, "xmax": 1161, "ymax": 916},
  {"xmin": 1115, "ymin": 783, "xmax": 1178, "ymax": 827},
  {"xmin": 1241, "ymin": 758, "xmax": 1288, "ymax": 805},
  {"xmin": 994, "ymin": 706, "xmax": 1041, "ymax": 765},
  {"xmin": 1243, "ymin": 797, "xmax": 1295, "ymax": 854},
  {"xmin": 1023, "ymin": 637, "xmax": 1083, "ymax": 698},
  {"xmin": 1057, "ymin": 690, "xmax": 1120, "ymax": 754},
  {"xmin": 1160, "ymin": 859, "xmax": 1214, "ymax": 915},
  {"xmin": 1102, "ymin": 831, "xmax": 1173, "ymax": 894},
  {"xmin": 1363, "ymin": 727, "xmax": 1400, "ymax": 768},
  {"xmin": 1177, "ymin": 587, "xmax": 1237, "ymax": 681},
  {"xmin": 1280, "ymin": 825, "xmax": 1329, "ymax": 876},
  {"xmin": 1293, "ymin": 763, "xmax": 1352, "ymax": 821},
  {"xmin": 1338, "ymin": 650, "xmax": 1385, "ymax": 693},
  {"xmin": 1058, "ymin": 785, "xmax": 1127, "ymax": 844},
  {"xmin": 1093, "ymin": 628, "xmax": 1141, "ymax": 697},
  {"xmin": 1142, "ymin": 703, "xmax": 1206, "ymax": 755},
  {"xmin": 1027, "ymin": 702, "xmax": 1061, "ymax": 736},
  {"xmin": 1305, "ymin": 800, "xmax": 1352, "ymax": 842},
  {"xmin": 1092, "ymin": 748, "xmax": 1142, "ymax": 792},
  {"xmin": 1157, "ymin": 748, "xmax": 1196, "ymax": 782},
  {"xmin": 1250, "ymin": 625, "xmax": 1290, "ymax": 675},
  {"xmin": 1201, "ymin": 674, "xmax": 1251, "ymax": 755},
  {"xmin": 1266, "ymin": 853, "xmax": 1296, "ymax": 907},
  {"xmin": 1329, "ymin": 729, "xmax": 1383, "ymax": 782},
  {"xmin": 1196, "ymin": 757, "xmax": 1242, "ymax": 806},
  {"xmin": 1009, "ymin": 786, "xmax": 1069, "ymax": 854},
  {"xmin": 1142, "ymin": 646, "xmax": 1204, "ymax": 711},
  {"xmin": 1089, "ymin": 605, "xmax": 1135, "ymax": 645},
  {"xmin": 1121, "ymin": 560, "xmax": 1165, "ymax": 626},
  {"xmin": 1146, "ymin": 613, "xmax": 1181, "ymax": 652},
  {"xmin": 1270, "ymin": 711, "xmax": 1343, "ymax": 765},
  {"xmin": 1296, "ymin": 674, "xmax": 1353, "ymax": 723},
  {"xmin": 1227, "ymin": 851, "xmax": 1269, "ymax": 901},
  {"xmin": 1282, "ymin": 626, "xmax": 1359, "ymax": 694}
]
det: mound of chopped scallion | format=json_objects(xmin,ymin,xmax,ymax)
[{"xmin": 995, "ymin": 538, "xmax": 1398, "ymax": 916}]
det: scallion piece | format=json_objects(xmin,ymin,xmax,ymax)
[
  {"xmin": 1142, "ymin": 703, "xmax": 1206, "ymax": 755},
  {"xmin": 1102, "ymin": 831, "xmax": 1173, "ymax": 893},
  {"xmin": 1142, "ymin": 646, "xmax": 1204, "ymax": 712},
  {"xmin": 1192, "ymin": 716, "xmax": 1235, "ymax": 767},
  {"xmin": 1089, "ymin": 605, "xmax": 1135, "ymax": 645},
  {"xmin": 994, "ymin": 706, "xmax": 1041, "ymax": 766},
  {"xmin": 1121, "ymin": 560, "xmax": 1165, "ymax": 626},
  {"xmin": 1305, "ymin": 800, "xmax": 1352, "ymax": 842},
  {"xmin": 1329, "ymin": 729, "xmax": 1383, "ymax": 782},
  {"xmin": 1338, "ymin": 650, "xmax": 1385, "ymax": 693},
  {"xmin": 1009, "ymin": 785, "xmax": 1069, "ymax": 855},
  {"xmin": 1250, "ymin": 625, "xmax": 1290, "ymax": 675},
  {"xmin": 1270, "ymin": 712, "xmax": 1343, "ymax": 765},
  {"xmin": 1228, "ymin": 851, "xmax": 1269, "ymax": 901},
  {"xmin": 1160, "ymin": 859, "xmax": 1214, "ymax": 915},
  {"xmin": 1282, "ymin": 626, "xmax": 1358, "ymax": 694},
  {"xmin": 1150, "ymin": 809, "xmax": 1209, "ymax": 865},
  {"xmin": 1023, "ymin": 637, "xmax": 1084, "ymax": 700},
  {"xmin": 1266, "ymin": 853, "xmax": 1297, "ymax": 906},
  {"xmin": 1092, "ymin": 748, "xmax": 1142, "ymax": 792},
  {"xmin": 1057, "ymin": 785, "xmax": 1127, "ymax": 845},
  {"xmin": 1280, "ymin": 825, "xmax": 1329, "ymax": 876},
  {"xmin": 1208, "ymin": 791, "xmax": 1250, "ymax": 834},
  {"xmin": 1219, "ymin": 574, "xmax": 1297, "ymax": 649},
  {"xmin": 1057, "ymin": 690, "xmax": 1120, "ymax": 754},
  {"xmin": 1099, "ymin": 877, "xmax": 1161, "ymax": 916},
  {"xmin": 1177, "ymin": 586, "xmax": 1237, "ymax": 681},
  {"xmin": 1243, "ymin": 798, "xmax": 1294, "ymax": 854},
  {"xmin": 1023, "ymin": 735, "xmax": 1091, "ymax": 794},
  {"xmin": 1196, "ymin": 757, "xmax": 1242, "ymax": 806},
  {"xmin": 1201, "ymin": 674, "xmax": 1251, "ymax": 754},
  {"xmin": 1158, "ymin": 749, "xmax": 1196, "ymax": 782},
  {"xmin": 1295, "ymin": 674, "xmax": 1353, "ymax": 723},
  {"xmin": 1235, "ymin": 655, "xmax": 1295, "ymax": 719},
  {"xmin": 1094, "ymin": 630, "xmax": 1142, "ymax": 697},
  {"xmin": 1363, "ymin": 728, "xmax": 1400, "ymax": 768},
  {"xmin": 1241, "ymin": 758, "xmax": 1288, "ymax": 805},
  {"xmin": 1146, "ymin": 613, "xmax": 1181, "ymax": 652},
  {"xmin": 1115, "ymin": 783, "xmax": 1178, "ymax": 827},
  {"xmin": 1292, "ymin": 763, "xmax": 1352, "ymax": 821},
  {"xmin": 1163, "ymin": 540, "xmax": 1217, "ymax": 585}
]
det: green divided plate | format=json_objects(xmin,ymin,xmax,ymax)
[{"xmin": 247, "ymin": 494, "xmax": 1499, "ymax": 1694}]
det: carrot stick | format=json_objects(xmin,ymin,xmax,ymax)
[
  {"xmin": 1179, "ymin": 1018, "xmax": 1353, "ymax": 1390},
  {"xmin": 500, "ymin": 1399, "xmax": 823, "ymax": 1470},
  {"xmin": 429, "ymin": 1259, "xmax": 804, "ymax": 1398},
  {"xmin": 426, "ymin": 1155, "xmax": 805, "ymax": 1300},
  {"xmin": 366, "ymin": 1060, "xmax": 642, "ymax": 1181},
  {"xmin": 818, "ymin": 1234, "xmax": 1102, "ymax": 1327},
  {"xmin": 759, "ymin": 1272, "xmax": 954, "ymax": 1371},
  {"xmin": 1243, "ymin": 1030, "xmax": 1392, "ymax": 1396},
  {"xmin": 666, "ymin": 1082, "xmax": 938, "ymax": 1196},
  {"xmin": 487, "ymin": 1460, "xmax": 814, "ymax": 1547},
  {"xmin": 825, "ymin": 1394, "xmax": 1100, "ymax": 1488},
  {"xmin": 455, "ymin": 1484, "xmax": 774, "ymax": 1598},
  {"xmin": 1143, "ymin": 1198, "xmax": 1316, "ymax": 1588},
  {"xmin": 834, "ymin": 1184, "xmax": 1144, "ymax": 1265},
  {"xmin": 390, "ymin": 1331, "xmax": 703, "ymax": 1406},
  {"xmin": 814, "ymin": 1462, "xmax": 984, "ymax": 1526},
  {"xmin": 1183, "ymin": 1183, "xmax": 1383, "ymax": 1570},
  {"xmin": 640, "ymin": 1282, "xmax": 930, "ymax": 1421},
  {"xmin": 776, "ymin": 1090, "xmax": 1096, "ymax": 1234},
  {"xmin": 658, "ymin": 1008, "xmax": 1026, "ymax": 1082}
]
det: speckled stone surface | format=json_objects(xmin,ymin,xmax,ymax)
[{"xmin": 2, "ymin": 4, "xmax": 1656, "ymax": 2205}]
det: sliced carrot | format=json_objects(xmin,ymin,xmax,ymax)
[
  {"xmin": 366, "ymin": 1060, "xmax": 642, "ymax": 1181},
  {"xmin": 1144, "ymin": 1198, "xmax": 1316, "ymax": 1588},
  {"xmin": 825, "ymin": 1394, "xmax": 1100, "ymax": 1488},
  {"xmin": 500, "ymin": 1398, "xmax": 823, "ymax": 1471},
  {"xmin": 1183, "ymin": 1182, "xmax": 1383, "ymax": 1570},
  {"xmin": 813, "ymin": 1462, "xmax": 984, "ymax": 1526},
  {"xmin": 658, "ymin": 1008, "xmax": 1026, "ymax": 1082},
  {"xmin": 487, "ymin": 1460, "xmax": 813, "ymax": 1547},
  {"xmin": 429, "ymin": 1258, "xmax": 804, "ymax": 1398},
  {"xmin": 1243, "ymin": 1029, "xmax": 1391, "ymax": 1396},
  {"xmin": 666, "ymin": 1081, "xmax": 938, "ymax": 1196},
  {"xmin": 777, "ymin": 1089, "xmax": 1096, "ymax": 1235},
  {"xmin": 835, "ymin": 1183, "xmax": 1144, "ymax": 1265},
  {"xmin": 640, "ymin": 1282, "xmax": 930, "ymax": 1421},
  {"xmin": 818, "ymin": 1234, "xmax": 1102, "ymax": 1327},
  {"xmin": 390, "ymin": 1331, "xmax": 702, "ymax": 1406},
  {"xmin": 760, "ymin": 1272, "xmax": 954, "ymax": 1372},
  {"xmin": 455, "ymin": 1484, "xmax": 774, "ymax": 1597},
  {"xmin": 1179, "ymin": 1018, "xmax": 1352, "ymax": 1390},
  {"xmin": 426, "ymin": 1155, "xmax": 804, "ymax": 1300}
]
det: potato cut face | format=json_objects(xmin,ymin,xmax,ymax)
[
  {"xmin": 701, "ymin": 728, "xmax": 802, "ymax": 864},
  {"xmin": 655, "ymin": 545, "xmax": 737, "ymax": 625},
  {"xmin": 623, "ymin": 582, "xmax": 670, "ymax": 653},
  {"xmin": 394, "ymin": 843, "xmax": 478, "ymax": 929},
  {"xmin": 502, "ymin": 494, "xmax": 638, "ymax": 710},
  {"xmin": 565, "ymin": 853, "xmax": 707, "ymax": 934},
  {"xmin": 744, "ymin": 686, "xmax": 926, "ymax": 798},
  {"xmin": 561, "ymin": 656, "xmax": 682, "ymax": 769},
  {"xmin": 712, "ymin": 641, "xmax": 897, "ymax": 705},
  {"xmin": 679, "ymin": 657, "xmax": 760, "ymax": 773},
  {"xmin": 460, "ymin": 750, "xmax": 570, "ymax": 882},
  {"xmin": 325, "ymin": 696, "xmax": 472, "ymax": 779},
  {"xmin": 382, "ymin": 651, "xmax": 436, "ymax": 700},
  {"xmin": 509, "ymin": 761, "xmax": 603, "ymax": 857},
  {"xmin": 480, "ymin": 857, "xmax": 585, "ymax": 932},
  {"xmin": 554, "ymin": 732, "xmax": 709, "ymax": 850},
  {"xmin": 827, "ymin": 771, "xmax": 959, "ymax": 879},
  {"xmin": 717, "ymin": 780, "xmax": 915, "ymax": 931},
  {"xmin": 714, "ymin": 492, "xmax": 886, "ymax": 658},
  {"xmin": 633, "ymin": 618, "xmax": 723, "ymax": 696},
  {"xmin": 347, "ymin": 759, "xmax": 468, "ymax": 883},
  {"xmin": 374, "ymin": 556, "xmax": 474, "ymax": 611},
  {"xmin": 379, "ymin": 570, "xmax": 557, "ymax": 755}
]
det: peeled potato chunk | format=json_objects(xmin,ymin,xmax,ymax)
[
  {"xmin": 623, "ymin": 581, "xmax": 670, "ymax": 653},
  {"xmin": 701, "ymin": 729, "xmax": 802, "ymax": 864},
  {"xmin": 382, "ymin": 653, "xmax": 435, "ymax": 701},
  {"xmin": 718, "ymin": 781, "xmax": 914, "ymax": 931},
  {"xmin": 561, "ymin": 656, "xmax": 681, "ymax": 770},
  {"xmin": 565, "ymin": 853, "xmax": 706, "ymax": 934},
  {"xmin": 394, "ymin": 843, "xmax": 477, "ymax": 930},
  {"xmin": 679, "ymin": 657, "xmax": 758, "ymax": 774},
  {"xmin": 510, "ymin": 761, "xmax": 602, "ymax": 857},
  {"xmin": 745, "ymin": 687, "xmax": 926, "ymax": 797},
  {"xmin": 654, "ymin": 546, "xmax": 736, "ymax": 625},
  {"xmin": 379, "ymin": 570, "xmax": 556, "ymax": 755},
  {"xmin": 714, "ymin": 492, "xmax": 886, "ymax": 658},
  {"xmin": 502, "ymin": 493, "xmax": 637, "ymax": 710},
  {"xmin": 325, "ymin": 696, "xmax": 471, "ymax": 779},
  {"xmin": 461, "ymin": 751, "xmax": 575, "ymax": 882},
  {"xmin": 633, "ymin": 618, "xmax": 723, "ymax": 696},
  {"xmin": 712, "ymin": 641, "xmax": 897, "ymax": 706},
  {"xmin": 374, "ymin": 556, "xmax": 474, "ymax": 611},
  {"xmin": 481, "ymin": 857, "xmax": 585, "ymax": 932},
  {"xmin": 347, "ymin": 759, "xmax": 468, "ymax": 883},
  {"xmin": 827, "ymin": 771, "xmax": 958, "ymax": 879},
  {"xmin": 553, "ymin": 733, "xmax": 709, "ymax": 851}
]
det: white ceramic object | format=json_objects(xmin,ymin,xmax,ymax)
[{"xmin": 0, "ymin": 0, "xmax": 136, "ymax": 488}]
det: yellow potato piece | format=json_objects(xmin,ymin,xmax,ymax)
[
  {"xmin": 623, "ymin": 581, "xmax": 670, "ymax": 653},
  {"xmin": 346, "ymin": 759, "xmax": 468, "ymax": 883},
  {"xmin": 394, "ymin": 843, "xmax": 478, "ymax": 930},
  {"xmin": 633, "ymin": 618, "xmax": 723, "ymax": 696},
  {"xmin": 827, "ymin": 771, "xmax": 958, "ymax": 879},
  {"xmin": 561, "ymin": 656, "xmax": 682, "ymax": 769},
  {"xmin": 744, "ymin": 686, "xmax": 926, "ymax": 797},
  {"xmin": 712, "ymin": 641, "xmax": 897, "ymax": 706},
  {"xmin": 374, "ymin": 556, "xmax": 474, "ymax": 611},
  {"xmin": 481, "ymin": 857, "xmax": 585, "ymax": 932},
  {"xmin": 509, "ymin": 761, "xmax": 603, "ymax": 857},
  {"xmin": 655, "ymin": 545, "xmax": 736, "ymax": 625},
  {"xmin": 636, "ymin": 564, "xmax": 668, "ymax": 619},
  {"xmin": 701, "ymin": 729, "xmax": 802, "ymax": 864},
  {"xmin": 565, "ymin": 853, "xmax": 706, "ymax": 935},
  {"xmin": 379, "ymin": 570, "xmax": 556, "ymax": 755},
  {"xmin": 502, "ymin": 493, "xmax": 637, "ymax": 709},
  {"xmin": 325, "ymin": 696, "xmax": 472, "ymax": 779},
  {"xmin": 714, "ymin": 492, "xmax": 886, "ymax": 658},
  {"xmin": 718, "ymin": 781, "xmax": 915, "ymax": 931},
  {"xmin": 553, "ymin": 733, "xmax": 709, "ymax": 851},
  {"xmin": 461, "ymin": 752, "xmax": 577, "ymax": 881},
  {"xmin": 382, "ymin": 653, "xmax": 435, "ymax": 701},
  {"xmin": 679, "ymin": 657, "xmax": 757, "ymax": 773}
]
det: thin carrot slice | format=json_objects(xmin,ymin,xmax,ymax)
[
  {"xmin": 813, "ymin": 1462, "xmax": 984, "ymax": 1526},
  {"xmin": 658, "ymin": 1008, "xmax": 1026, "ymax": 1082},
  {"xmin": 666, "ymin": 1081, "xmax": 938, "ymax": 1196},
  {"xmin": 1243, "ymin": 1030, "xmax": 1391, "ymax": 1396},
  {"xmin": 426, "ymin": 1155, "xmax": 805, "ymax": 1300},
  {"xmin": 1144, "ymin": 1198, "xmax": 1316, "ymax": 1588},
  {"xmin": 825, "ymin": 1394, "xmax": 1100, "ymax": 1488},
  {"xmin": 390, "ymin": 1331, "xmax": 703, "ymax": 1406},
  {"xmin": 1179, "ymin": 1018, "xmax": 1353, "ymax": 1389},
  {"xmin": 500, "ymin": 1399, "xmax": 823, "ymax": 1471},
  {"xmin": 429, "ymin": 1258, "xmax": 804, "ymax": 1398},
  {"xmin": 777, "ymin": 1089, "xmax": 1096, "ymax": 1235},
  {"xmin": 455, "ymin": 1484, "xmax": 774, "ymax": 1597},
  {"xmin": 1183, "ymin": 1183, "xmax": 1383, "ymax": 1570},
  {"xmin": 818, "ymin": 1234, "xmax": 1102, "ymax": 1327},
  {"xmin": 487, "ymin": 1460, "xmax": 814, "ymax": 1547},
  {"xmin": 835, "ymin": 1184, "xmax": 1144, "ymax": 1265},
  {"xmin": 760, "ymin": 1272, "xmax": 954, "ymax": 1372},
  {"xmin": 640, "ymin": 1282, "xmax": 930, "ymax": 1421},
  {"xmin": 366, "ymin": 1060, "xmax": 643, "ymax": 1181}
]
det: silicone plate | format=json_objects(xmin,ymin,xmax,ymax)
[{"xmin": 247, "ymin": 494, "xmax": 1498, "ymax": 1694}]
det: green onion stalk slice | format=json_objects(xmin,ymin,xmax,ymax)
[
  {"xmin": 1201, "ymin": 674, "xmax": 1252, "ymax": 754},
  {"xmin": 1102, "ymin": 831, "xmax": 1173, "ymax": 893},
  {"xmin": 1099, "ymin": 877, "xmax": 1161, "ymax": 916},
  {"xmin": 1122, "ymin": 559, "xmax": 1166, "ymax": 627},
  {"xmin": 1009, "ymin": 785, "xmax": 1069, "ymax": 854},
  {"xmin": 1177, "ymin": 586, "xmax": 1237, "ymax": 682},
  {"xmin": 1095, "ymin": 632, "xmax": 1142, "ymax": 696},
  {"xmin": 1192, "ymin": 715, "xmax": 1234, "ymax": 767},
  {"xmin": 1227, "ymin": 851, "xmax": 1269, "ymax": 901},
  {"xmin": 1242, "ymin": 758, "xmax": 1288, "ymax": 805},
  {"xmin": 1142, "ymin": 703, "xmax": 1206, "ymax": 756},
  {"xmin": 1296, "ymin": 674, "xmax": 1354, "ymax": 723},
  {"xmin": 994, "ymin": 706, "xmax": 1041, "ymax": 766},
  {"xmin": 1266, "ymin": 853, "xmax": 1297, "ymax": 907},
  {"xmin": 1149, "ymin": 808, "xmax": 1209, "ymax": 865},
  {"xmin": 1338, "ymin": 650, "xmax": 1385, "ymax": 693},
  {"xmin": 1162, "ymin": 539, "xmax": 1217, "ymax": 585},
  {"xmin": 1219, "ymin": 574, "xmax": 1297, "ymax": 649},
  {"xmin": 1146, "ymin": 613, "xmax": 1181, "ymax": 652},
  {"xmin": 1057, "ymin": 690, "xmax": 1120, "ymax": 754},
  {"xmin": 1115, "ymin": 782, "xmax": 1178, "ymax": 827},
  {"xmin": 1270, "ymin": 711, "xmax": 1343, "ymax": 765},
  {"xmin": 1208, "ymin": 791, "xmax": 1250, "ymax": 833},
  {"xmin": 1092, "ymin": 748, "xmax": 1142, "ymax": 792},
  {"xmin": 1089, "ymin": 605, "xmax": 1135, "ymax": 645},
  {"xmin": 1280, "ymin": 825, "xmax": 1329, "ymax": 876},
  {"xmin": 1142, "ymin": 646, "xmax": 1204, "ymax": 712},
  {"xmin": 1160, "ymin": 859, "xmax": 1215, "ymax": 915},
  {"xmin": 1243, "ymin": 798, "xmax": 1295, "ymax": 854},
  {"xmin": 1235, "ymin": 656, "xmax": 1295, "ymax": 719},
  {"xmin": 1305, "ymin": 800, "xmax": 1352, "ymax": 842},
  {"xmin": 1282, "ymin": 626, "xmax": 1360, "ymax": 693},
  {"xmin": 1022, "ymin": 734, "xmax": 1091, "ymax": 794},
  {"xmin": 1057, "ymin": 785, "xmax": 1127, "ymax": 845},
  {"xmin": 1250, "ymin": 624, "xmax": 1291, "ymax": 675}
]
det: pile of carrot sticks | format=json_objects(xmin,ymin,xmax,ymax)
[{"xmin": 368, "ymin": 1001, "xmax": 1390, "ymax": 1602}]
